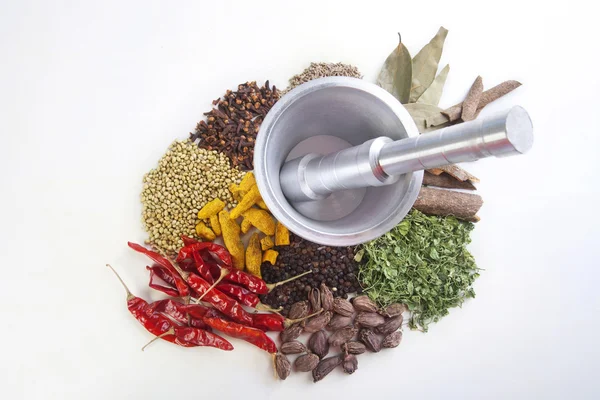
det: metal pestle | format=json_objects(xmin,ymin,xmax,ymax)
[{"xmin": 279, "ymin": 106, "xmax": 533, "ymax": 203}]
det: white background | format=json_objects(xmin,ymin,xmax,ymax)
[{"xmin": 1, "ymin": 0, "xmax": 598, "ymax": 399}]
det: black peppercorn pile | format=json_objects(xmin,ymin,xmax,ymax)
[
  {"xmin": 260, "ymin": 233, "xmax": 361, "ymax": 316},
  {"xmin": 189, "ymin": 81, "xmax": 280, "ymax": 171}
]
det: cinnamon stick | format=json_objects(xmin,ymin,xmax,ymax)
[
  {"xmin": 422, "ymin": 171, "xmax": 476, "ymax": 190},
  {"xmin": 461, "ymin": 76, "xmax": 483, "ymax": 121},
  {"xmin": 441, "ymin": 80, "xmax": 521, "ymax": 122},
  {"xmin": 413, "ymin": 186, "xmax": 482, "ymax": 221}
]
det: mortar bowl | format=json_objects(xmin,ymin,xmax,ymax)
[{"xmin": 254, "ymin": 77, "xmax": 423, "ymax": 246}]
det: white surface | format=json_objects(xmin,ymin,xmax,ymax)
[{"xmin": 1, "ymin": 1, "xmax": 599, "ymax": 399}]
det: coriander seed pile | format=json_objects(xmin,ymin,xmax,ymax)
[{"xmin": 141, "ymin": 140, "xmax": 244, "ymax": 254}]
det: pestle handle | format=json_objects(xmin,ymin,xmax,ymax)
[
  {"xmin": 280, "ymin": 106, "xmax": 533, "ymax": 203},
  {"xmin": 378, "ymin": 106, "xmax": 533, "ymax": 176}
]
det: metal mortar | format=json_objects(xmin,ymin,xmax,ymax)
[{"xmin": 254, "ymin": 77, "xmax": 532, "ymax": 246}]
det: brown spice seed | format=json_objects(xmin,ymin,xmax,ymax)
[
  {"xmin": 280, "ymin": 324, "xmax": 303, "ymax": 343},
  {"xmin": 380, "ymin": 303, "xmax": 407, "ymax": 317},
  {"xmin": 326, "ymin": 314, "xmax": 353, "ymax": 331},
  {"xmin": 342, "ymin": 354, "xmax": 358, "ymax": 374},
  {"xmin": 352, "ymin": 295, "xmax": 378, "ymax": 313},
  {"xmin": 295, "ymin": 353, "xmax": 320, "ymax": 372},
  {"xmin": 304, "ymin": 311, "xmax": 331, "ymax": 333},
  {"xmin": 358, "ymin": 328, "xmax": 382, "ymax": 353},
  {"xmin": 288, "ymin": 301, "xmax": 309, "ymax": 320},
  {"xmin": 375, "ymin": 315, "xmax": 404, "ymax": 335},
  {"xmin": 328, "ymin": 326, "xmax": 358, "ymax": 347},
  {"xmin": 333, "ymin": 298, "xmax": 354, "ymax": 317},
  {"xmin": 309, "ymin": 288, "xmax": 321, "ymax": 312},
  {"xmin": 342, "ymin": 341, "xmax": 366, "ymax": 355},
  {"xmin": 355, "ymin": 312, "xmax": 386, "ymax": 328},
  {"xmin": 382, "ymin": 331, "xmax": 403, "ymax": 348},
  {"xmin": 275, "ymin": 354, "xmax": 291, "ymax": 380},
  {"xmin": 280, "ymin": 340, "xmax": 307, "ymax": 355},
  {"xmin": 312, "ymin": 354, "xmax": 344, "ymax": 383},
  {"xmin": 308, "ymin": 330, "xmax": 330, "ymax": 359},
  {"xmin": 320, "ymin": 283, "xmax": 334, "ymax": 311}
]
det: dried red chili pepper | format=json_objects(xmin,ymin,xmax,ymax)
[
  {"xmin": 224, "ymin": 269, "xmax": 269, "ymax": 294},
  {"xmin": 177, "ymin": 241, "xmax": 232, "ymax": 269},
  {"xmin": 216, "ymin": 283, "xmax": 282, "ymax": 312},
  {"xmin": 187, "ymin": 273, "xmax": 254, "ymax": 326},
  {"xmin": 128, "ymin": 242, "xmax": 189, "ymax": 297},
  {"xmin": 107, "ymin": 264, "xmax": 231, "ymax": 350},
  {"xmin": 192, "ymin": 250, "xmax": 215, "ymax": 284},
  {"xmin": 180, "ymin": 303, "xmax": 224, "ymax": 320},
  {"xmin": 216, "ymin": 283, "xmax": 260, "ymax": 307},
  {"xmin": 146, "ymin": 265, "xmax": 183, "ymax": 297},
  {"xmin": 178, "ymin": 257, "xmax": 197, "ymax": 273},
  {"xmin": 251, "ymin": 309, "xmax": 323, "ymax": 332},
  {"xmin": 142, "ymin": 325, "xmax": 234, "ymax": 351},
  {"xmin": 181, "ymin": 235, "xmax": 198, "ymax": 247},
  {"xmin": 146, "ymin": 299, "xmax": 210, "ymax": 330},
  {"xmin": 203, "ymin": 316, "xmax": 277, "ymax": 353},
  {"xmin": 224, "ymin": 269, "xmax": 313, "ymax": 295}
]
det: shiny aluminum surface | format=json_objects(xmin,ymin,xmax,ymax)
[
  {"xmin": 254, "ymin": 77, "xmax": 422, "ymax": 246},
  {"xmin": 282, "ymin": 106, "xmax": 533, "ymax": 203}
]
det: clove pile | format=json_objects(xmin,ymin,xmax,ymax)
[
  {"xmin": 189, "ymin": 81, "xmax": 280, "ymax": 171},
  {"xmin": 273, "ymin": 284, "xmax": 405, "ymax": 382}
]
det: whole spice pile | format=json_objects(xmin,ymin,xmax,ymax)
[
  {"xmin": 189, "ymin": 81, "xmax": 280, "ymax": 171},
  {"xmin": 141, "ymin": 140, "xmax": 244, "ymax": 254},
  {"xmin": 283, "ymin": 62, "xmax": 363, "ymax": 94},
  {"xmin": 377, "ymin": 27, "xmax": 521, "ymax": 222},
  {"xmin": 260, "ymin": 233, "xmax": 361, "ymax": 316},
  {"xmin": 356, "ymin": 209, "xmax": 480, "ymax": 331},
  {"xmin": 273, "ymin": 285, "xmax": 405, "ymax": 382},
  {"xmin": 108, "ymin": 240, "xmax": 320, "ymax": 356}
]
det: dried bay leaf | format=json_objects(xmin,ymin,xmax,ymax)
[
  {"xmin": 377, "ymin": 33, "xmax": 412, "ymax": 104},
  {"xmin": 425, "ymin": 112, "xmax": 450, "ymax": 128},
  {"xmin": 403, "ymin": 103, "xmax": 444, "ymax": 133},
  {"xmin": 417, "ymin": 64, "xmax": 450, "ymax": 106},
  {"xmin": 410, "ymin": 26, "xmax": 448, "ymax": 103}
]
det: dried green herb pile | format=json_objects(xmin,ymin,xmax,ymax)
[{"xmin": 356, "ymin": 210, "xmax": 480, "ymax": 332}]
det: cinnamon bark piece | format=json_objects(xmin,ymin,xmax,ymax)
[
  {"xmin": 461, "ymin": 76, "xmax": 483, "ymax": 121},
  {"xmin": 441, "ymin": 80, "xmax": 521, "ymax": 122},
  {"xmin": 413, "ymin": 187, "xmax": 482, "ymax": 221}
]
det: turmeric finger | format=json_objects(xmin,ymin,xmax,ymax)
[
  {"xmin": 246, "ymin": 233, "xmax": 262, "ymax": 278},
  {"xmin": 210, "ymin": 214, "xmax": 221, "ymax": 236},
  {"xmin": 243, "ymin": 208, "xmax": 276, "ymax": 236},
  {"xmin": 238, "ymin": 171, "xmax": 256, "ymax": 192},
  {"xmin": 230, "ymin": 184, "xmax": 261, "ymax": 220},
  {"xmin": 241, "ymin": 218, "xmax": 252, "ymax": 234},
  {"xmin": 262, "ymin": 249, "xmax": 279, "ymax": 265},
  {"xmin": 260, "ymin": 236, "xmax": 274, "ymax": 251},
  {"xmin": 218, "ymin": 210, "xmax": 245, "ymax": 270},
  {"xmin": 197, "ymin": 198, "xmax": 225, "ymax": 219},
  {"xmin": 275, "ymin": 222, "xmax": 290, "ymax": 246},
  {"xmin": 195, "ymin": 222, "xmax": 216, "ymax": 241}
]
